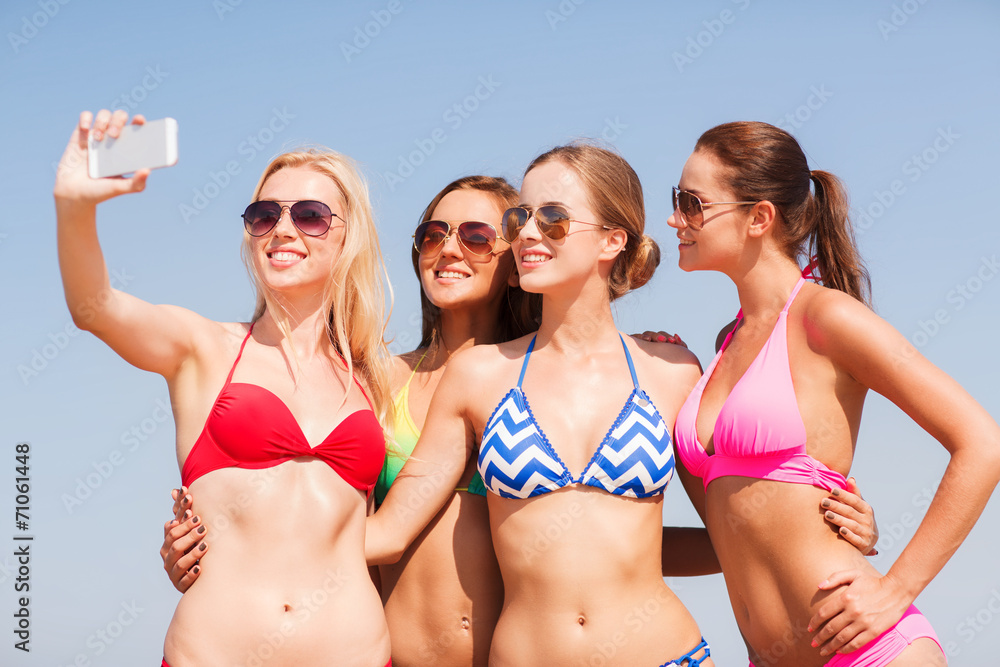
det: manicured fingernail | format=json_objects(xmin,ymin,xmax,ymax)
[
  {"xmin": 840, "ymin": 527, "xmax": 849, "ymax": 535},
  {"xmin": 807, "ymin": 625, "xmax": 813, "ymax": 633},
  {"xmin": 199, "ymin": 542, "xmax": 207, "ymax": 551},
  {"xmin": 183, "ymin": 510, "xmax": 192, "ymax": 520},
  {"xmin": 821, "ymin": 499, "xmax": 831, "ymax": 508},
  {"xmin": 831, "ymin": 488, "xmax": 840, "ymax": 496},
  {"xmin": 192, "ymin": 565, "xmax": 200, "ymax": 574},
  {"xmin": 657, "ymin": 335, "xmax": 666, "ymax": 342},
  {"xmin": 825, "ymin": 511, "xmax": 835, "ymax": 520},
  {"xmin": 197, "ymin": 525, "xmax": 206, "ymax": 535},
  {"xmin": 191, "ymin": 515, "xmax": 200, "ymax": 524}
]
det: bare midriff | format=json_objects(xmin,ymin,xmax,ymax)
[
  {"xmin": 379, "ymin": 480, "xmax": 502, "ymax": 667},
  {"xmin": 163, "ymin": 461, "xmax": 390, "ymax": 667},
  {"xmin": 705, "ymin": 476, "xmax": 873, "ymax": 667},
  {"xmin": 487, "ymin": 487, "xmax": 706, "ymax": 667}
]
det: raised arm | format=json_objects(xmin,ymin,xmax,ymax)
[
  {"xmin": 54, "ymin": 110, "xmax": 212, "ymax": 379},
  {"xmin": 365, "ymin": 350, "xmax": 479, "ymax": 564},
  {"xmin": 808, "ymin": 290, "xmax": 1000, "ymax": 653}
]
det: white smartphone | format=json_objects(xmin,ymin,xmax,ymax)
[{"xmin": 87, "ymin": 117, "xmax": 178, "ymax": 179}]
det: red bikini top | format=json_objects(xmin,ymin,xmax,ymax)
[{"xmin": 180, "ymin": 325, "xmax": 386, "ymax": 496}]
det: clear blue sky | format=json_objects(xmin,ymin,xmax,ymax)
[{"xmin": 2, "ymin": 1, "xmax": 998, "ymax": 664}]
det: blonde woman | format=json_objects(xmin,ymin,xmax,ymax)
[{"xmin": 55, "ymin": 110, "xmax": 393, "ymax": 666}]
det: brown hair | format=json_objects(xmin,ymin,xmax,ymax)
[
  {"xmin": 411, "ymin": 175, "xmax": 541, "ymax": 348},
  {"xmin": 525, "ymin": 142, "xmax": 659, "ymax": 301},
  {"xmin": 694, "ymin": 121, "xmax": 871, "ymax": 304}
]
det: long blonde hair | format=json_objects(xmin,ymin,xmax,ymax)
[{"xmin": 241, "ymin": 148, "xmax": 393, "ymax": 427}]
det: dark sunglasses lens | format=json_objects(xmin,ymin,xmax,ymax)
[
  {"xmin": 243, "ymin": 201, "xmax": 281, "ymax": 236},
  {"xmin": 502, "ymin": 208, "xmax": 527, "ymax": 242},
  {"xmin": 415, "ymin": 221, "xmax": 449, "ymax": 253},
  {"xmin": 679, "ymin": 191, "xmax": 703, "ymax": 226},
  {"xmin": 457, "ymin": 222, "xmax": 498, "ymax": 255},
  {"xmin": 290, "ymin": 201, "xmax": 333, "ymax": 236},
  {"xmin": 536, "ymin": 206, "xmax": 571, "ymax": 240}
]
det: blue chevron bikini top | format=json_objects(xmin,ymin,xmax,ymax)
[{"xmin": 477, "ymin": 334, "xmax": 674, "ymax": 500}]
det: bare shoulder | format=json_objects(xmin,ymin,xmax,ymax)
[
  {"xmin": 439, "ymin": 335, "xmax": 533, "ymax": 409},
  {"xmin": 627, "ymin": 336, "xmax": 703, "ymax": 403},
  {"xmin": 190, "ymin": 319, "xmax": 251, "ymax": 363},
  {"xmin": 798, "ymin": 284, "xmax": 883, "ymax": 354},
  {"xmin": 629, "ymin": 336, "xmax": 702, "ymax": 376},
  {"xmin": 450, "ymin": 334, "xmax": 534, "ymax": 374}
]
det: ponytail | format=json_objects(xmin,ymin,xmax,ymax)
[
  {"xmin": 695, "ymin": 121, "xmax": 871, "ymax": 305},
  {"xmin": 807, "ymin": 171, "xmax": 870, "ymax": 305}
]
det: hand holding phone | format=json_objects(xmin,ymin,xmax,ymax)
[
  {"xmin": 88, "ymin": 117, "xmax": 178, "ymax": 178},
  {"xmin": 54, "ymin": 111, "xmax": 174, "ymax": 208}
]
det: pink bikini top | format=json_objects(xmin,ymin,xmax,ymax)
[{"xmin": 674, "ymin": 276, "xmax": 848, "ymax": 493}]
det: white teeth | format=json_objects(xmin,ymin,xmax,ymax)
[
  {"xmin": 270, "ymin": 251, "xmax": 302, "ymax": 261},
  {"xmin": 678, "ymin": 240, "xmax": 694, "ymax": 246},
  {"xmin": 523, "ymin": 254, "xmax": 549, "ymax": 263},
  {"xmin": 437, "ymin": 271, "xmax": 468, "ymax": 279}
]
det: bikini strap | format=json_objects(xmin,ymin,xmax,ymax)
[
  {"xmin": 802, "ymin": 255, "xmax": 821, "ymax": 281},
  {"xmin": 401, "ymin": 349, "xmax": 429, "ymax": 392},
  {"xmin": 223, "ymin": 323, "xmax": 255, "ymax": 386},
  {"xmin": 517, "ymin": 336, "xmax": 537, "ymax": 388},
  {"xmin": 782, "ymin": 277, "xmax": 807, "ymax": 314},
  {"xmin": 618, "ymin": 333, "xmax": 640, "ymax": 389}
]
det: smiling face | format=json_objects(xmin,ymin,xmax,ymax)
[
  {"xmin": 514, "ymin": 160, "xmax": 610, "ymax": 295},
  {"xmin": 250, "ymin": 165, "xmax": 347, "ymax": 297},
  {"xmin": 668, "ymin": 149, "xmax": 753, "ymax": 274},
  {"xmin": 417, "ymin": 189, "xmax": 513, "ymax": 313}
]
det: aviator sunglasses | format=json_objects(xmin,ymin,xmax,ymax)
[
  {"xmin": 242, "ymin": 200, "xmax": 343, "ymax": 237},
  {"xmin": 501, "ymin": 205, "xmax": 611, "ymax": 243},
  {"xmin": 413, "ymin": 220, "xmax": 504, "ymax": 257},
  {"xmin": 671, "ymin": 187, "xmax": 757, "ymax": 231}
]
